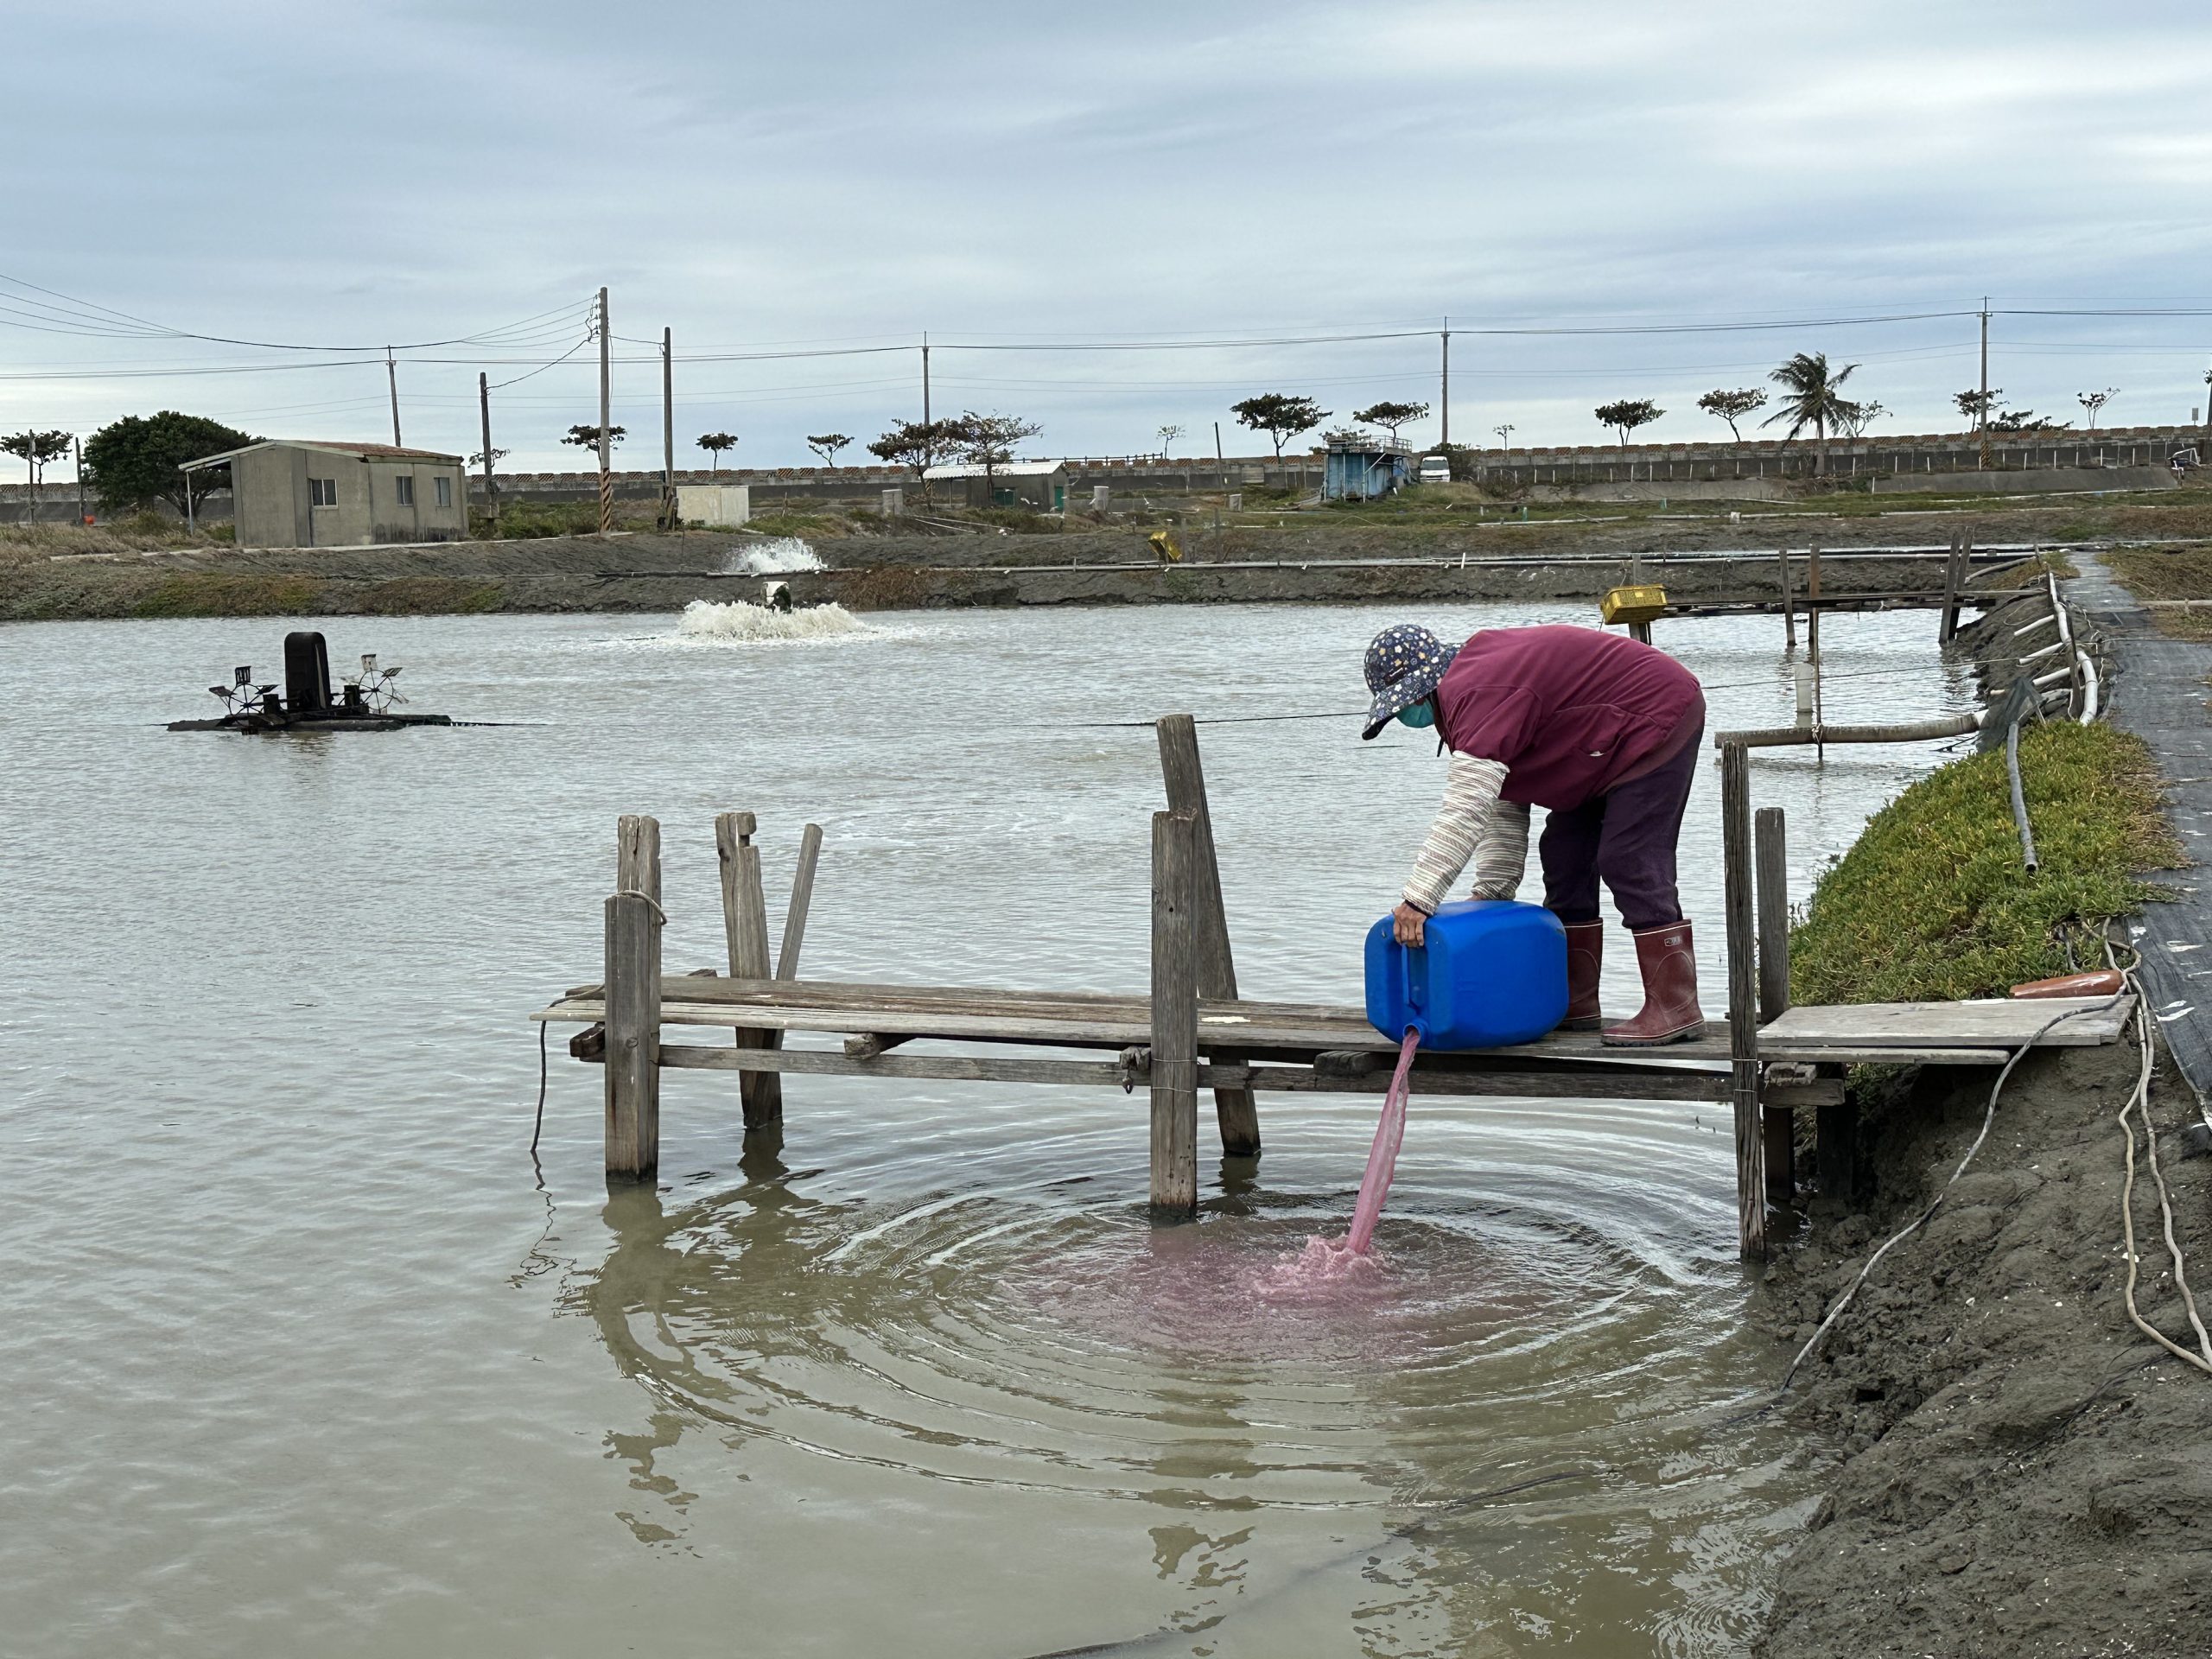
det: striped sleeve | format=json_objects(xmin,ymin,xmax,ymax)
[
  {"xmin": 1401, "ymin": 752, "xmax": 1510, "ymax": 914},
  {"xmin": 1467, "ymin": 799, "xmax": 1530, "ymax": 900}
]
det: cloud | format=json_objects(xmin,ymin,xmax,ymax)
[{"xmin": 5, "ymin": 1, "xmax": 2211, "ymax": 465}]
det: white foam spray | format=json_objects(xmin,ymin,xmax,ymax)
[
  {"xmin": 673, "ymin": 598, "xmax": 873, "ymax": 644},
  {"xmin": 717, "ymin": 537, "xmax": 825, "ymax": 576}
]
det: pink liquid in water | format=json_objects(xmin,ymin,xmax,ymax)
[{"xmin": 1273, "ymin": 1028, "xmax": 1421, "ymax": 1287}]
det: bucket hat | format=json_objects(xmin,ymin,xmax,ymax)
[{"xmin": 1361, "ymin": 623, "xmax": 1458, "ymax": 740}]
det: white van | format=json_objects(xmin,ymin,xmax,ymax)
[{"xmin": 1418, "ymin": 454, "xmax": 1452, "ymax": 486}]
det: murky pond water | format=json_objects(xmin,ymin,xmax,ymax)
[{"xmin": 0, "ymin": 599, "xmax": 1974, "ymax": 1656}]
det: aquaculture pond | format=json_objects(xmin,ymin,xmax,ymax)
[{"xmin": 0, "ymin": 600, "xmax": 1975, "ymax": 1656}]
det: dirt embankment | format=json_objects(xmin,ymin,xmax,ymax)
[
  {"xmin": 1753, "ymin": 1042, "xmax": 2212, "ymax": 1658},
  {"xmin": 0, "ymin": 523, "xmax": 2014, "ymax": 621}
]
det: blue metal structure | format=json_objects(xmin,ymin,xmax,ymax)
[{"xmin": 1323, "ymin": 442, "xmax": 1413, "ymax": 501}]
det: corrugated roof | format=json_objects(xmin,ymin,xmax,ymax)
[
  {"xmin": 180, "ymin": 438, "xmax": 465, "ymax": 468},
  {"xmin": 921, "ymin": 460, "xmax": 1068, "ymax": 479}
]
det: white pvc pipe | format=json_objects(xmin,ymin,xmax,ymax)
[
  {"xmin": 2077, "ymin": 651, "xmax": 2101, "ymax": 722},
  {"xmin": 2013, "ymin": 614, "xmax": 2058, "ymax": 637}
]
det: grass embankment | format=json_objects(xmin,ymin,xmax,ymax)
[
  {"xmin": 2105, "ymin": 543, "xmax": 2212, "ymax": 640},
  {"xmin": 1790, "ymin": 721, "xmax": 2183, "ymax": 1004}
]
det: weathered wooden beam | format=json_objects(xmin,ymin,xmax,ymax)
[
  {"xmin": 1754, "ymin": 805, "xmax": 1789, "ymax": 1025},
  {"xmin": 1150, "ymin": 808, "xmax": 1200, "ymax": 1217},
  {"xmin": 1713, "ymin": 715, "xmax": 1980, "ymax": 749},
  {"xmin": 1779, "ymin": 547, "xmax": 1796, "ymax": 646},
  {"xmin": 1720, "ymin": 741, "xmax": 1767, "ymax": 1258},
  {"xmin": 842, "ymin": 1032, "xmax": 914, "ymax": 1059},
  {"xmin": 715, "ymin": 810, "xmax": 779, "ymax": 1130},
  {"xmin": 778, "ymin": 823, "xmax": 823, "ymax": 980},
  {"xmin": 604, "ymin": 889, "xmax": 661, "ymax": 1180},
  {"xmin": 616, "ymin": 813, "xmax": 660, "ymax": 905},
  {"xmin": 1257, "ymin": 1063, "xmax": 1729, "ymax": 1101},
  {"xmin": 1156, "ymin": 713, "xmax": 1261, "ymax": 1157}
]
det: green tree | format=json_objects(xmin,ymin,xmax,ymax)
[
  {"xmin": 1155, "ymin": 423, "xmax": 1184, "ymax": 458},
  {"xmin": 563, "ymin": 423, "xmax": 626, "ymax": 459},
  {"xmin": 2076, "ymin": 388, "xmax": 2118, "ymax": 431},
  {"xmin": 1594, "ymin": 398, "xmax": 1664, "ymax": 447},
  {"xmin": 1352, "ymin": 400, "xmax": 1429, "ymax": 444},
  {"xmin": 1695, "ymin": 387, "xmax": 1767, "ymax": 442},
  {"xmin": 867, "ymin": 419, "xmax": 957, "ymax": 499},
  {"xmin": 945, "ymin": 410, "xmax": 1043, "ymax": 502},
  {"xmin": 1990, "ymin": 409, "xmax": 2069, "ymax": 434},
  {"xmin": 1763, "ymin": 353, "xmax": 1859, "ymax": 473},
  {"xmin": 1837, "ymin": 399, "xmax": 1886, "ymax": 439},
  {"xmin": 1, "ymin": 429, "xmax": 73, "ymax": 519},
  {"xmin": 1954, "ymin": 388, "xmax": 2001, "ymax": 430},
  {"xmin": 696, "ymin": 431, "xmax": 739, "ymax": 473},
  {"xmin": 80, "ymin": 411, "xmax": 253, "ymax": 518},
  {"xmin": 804, "ymin": 433, "xmax": 850, "ymax": 467},
  {"xmin": 1231, "ymin": 393, "xmax": 1330, "ymax": 459}
]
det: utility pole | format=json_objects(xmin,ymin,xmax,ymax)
[
  {"xmin": 597, "ymin": 286, "xmax": 613, "ymax": 535},
  {"xmin": 479, "ymin": 372, "xmax": 496, "ymax": 530},
  {"xmin": 1440, "ymin": 317, "xmax": 1451, "ymax": 448},
  {"xmin": 921, "ymin": 332, "xmax": 931, "ymax": 429},
  {"xmin": 386, "ymin": 346, "xmax": 402, "ymax": 447},
  {"xmin": 73, "ymin": 433, "xmax": 85, "ymax": 526},
  {"xmin": 1977, "ymin": 297, "xmax": 1990, "ymax": 471},
  {"xmin": 661, "ymin": 325, "xmax": 676, "ymax": 529}
]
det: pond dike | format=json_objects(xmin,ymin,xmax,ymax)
[
  {"xmin": 1, "ymin": 524, "xmax": 2018, "ymax": 619},
  {"xmin": 1752, "ymin": 573, "xmax": 2212, "ymax": 1659}
]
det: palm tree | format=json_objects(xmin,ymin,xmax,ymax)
[{"xmin": 1762, "ymin": 352, "xmax": 1859, "ymax": 474}]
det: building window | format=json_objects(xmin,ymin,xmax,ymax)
[
  {"xmin": 310, "ymin": 477, "xmax": 337, "ymax": 506},
  {"xmin": 395, "ymin": 474, "xmax": 416, "ymax": 506},
  {"xmin": 434, "ymin": 475, "xmax": 451, "ymax": 508}
]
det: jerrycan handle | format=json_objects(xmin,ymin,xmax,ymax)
[{"xmin": 1402, "ymin": 930, "xmax": 1429, "ymax": 1043}]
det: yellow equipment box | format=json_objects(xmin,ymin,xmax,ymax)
[{"xmin": 1599, "ymin": 584, "xmax": 1669, "ymax": 626}]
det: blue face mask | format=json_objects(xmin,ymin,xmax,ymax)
[{"xmin": 1395, "ymin": 699, "xmax": 1435, "ymax": 729}]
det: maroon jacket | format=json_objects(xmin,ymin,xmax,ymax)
[{"xmin": 1433, "ymin": 626, "xmax": 1704, "ymax": 810}]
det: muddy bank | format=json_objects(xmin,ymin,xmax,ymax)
[
  {"xmin": 1752, "ymin": 1039, "xmax": 2212, "ymax": 1658},
  {"xmin": 0, "ymin": 524, "xmax": 2020, "ymax": 620}
]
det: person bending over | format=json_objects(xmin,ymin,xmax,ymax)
[{"xmin": 1360, "ymin": 621, "xmax": 1707, "ymax": 1046}]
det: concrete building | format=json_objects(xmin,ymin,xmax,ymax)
[
  {"xmin": 184, "ymin": 440, "xmax": 469, "ymax": 549},
  {"xmin": 920, "ymin": 459, "xmax": 1069, "ymax": 510}
]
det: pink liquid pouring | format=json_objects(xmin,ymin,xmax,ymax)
[{"xmin": 1274, "ymin": 1028, "xmax": 1421, "ymax": 1286}]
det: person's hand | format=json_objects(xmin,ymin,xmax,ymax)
[{"xmin": 1392, "ymin": 902, "xmax": 1428, "ymax": 946}]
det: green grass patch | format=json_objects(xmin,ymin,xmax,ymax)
[
  {"xmin": 1790, "ymin": 721, "xmax": 2183, "ymax": 1004},
  {"xmin": 131, "ymin": 574, "xmax": 321, "ymax": 618},
  {"xmin": 356, "ymin": 578, "xmax": 503, "ymax": 614}
]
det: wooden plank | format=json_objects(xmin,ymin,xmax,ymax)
[
  {"xmin": 1760, "ymin": 995, "xmax": 2131, "ymax": 1047},
  {"xmin": 1157, "ymin": 713, "xmax": 1261, "ymax": 1157},
  {"xmin": 1779, "ymin": 547, "xmax": 1796, "ymax": 646},
  {"xmin": 1249, "ymin": 1064, "xmax": 1730, "ymax": 1101},
  {"xmin": 1151, "ymin": 809, "xmax": 1199, "ymax": 1216},
  {"xmin": 715, "ymin": 810, "xmax": 780, "ymax": 1130},
  {"xmin": 843, "ymin": 1033, "xmax": 913, "ymax": 1058},
  {"xmin": 658, "ymin": 1044, "xmax": 1145, "ymax": 1087},
  {"xmin": 1817, "ymin": 1094, "xmax": 1858, "ymax": 1200},
  {"xmin": 603, "ymin": 890, "xmax": 660, "ymax": 1180},
  {"xmin": 1720, "ymin": 740, "xmax": 1766, "ymax": 1259},
  {"xmin": 1938, "ymin": 531, "xmax": 1963, "ymax": 643},
  {"xmin": 1718, "ymin": 715, "xmax": 1980, "ymax": 748},
  {"xmin": 1755, "ymin": 805, "xmax": 1789, "ymax": 1024}
]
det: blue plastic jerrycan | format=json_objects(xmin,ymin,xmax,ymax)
[{"xmin": 1364, "ymin": 899, "xmax": 1568, "ymax": 1049}]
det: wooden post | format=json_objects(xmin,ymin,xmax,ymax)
[
  {"xmin": 1779, "ymin": 548, "xmax": 1796, "ymax": 647},
  {"xmin": 778, "ymin": 823, "xmax": 823, "ymax": 979},
  {"xmin": 715, "ymin": 810, "xmax": 780, "ymax": 1129},
  {"xmin": 617, "ymin": 813, "xmax": 660, "ymax": 906},
  {"xmin": 1154, "ymin": 715, "xmax": 1261, "ymax": 1157},
  {"xmin": 1720, "ymin": 741, "xmax": 1767, "ymax": 1257},
  {"xmin": 1937, "ymin": 532, "xmax": 1963, "ymax": 644},
  {"xmin": 1754, "ymin": 804, "xmax": 1792, "ymax": 1205},
  {"xmin": 1754, "ymin": 806, "xmax": 1789, "ymax": 1025},
  {"xmin": 604, "ymin": 890, "xmax": 661, "ymax": 1180},
  {"xmin": 1807, "ymin": 545, "xmax": 1824, "ymax": 761},
  {"xmin": 1150, "ymin": 808, "xmax": 1200, "ymax": 1217}
]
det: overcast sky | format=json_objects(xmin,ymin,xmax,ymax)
[{"xmin": 9, "ymin": 1, "xmax": 2212, "ymax": 473}]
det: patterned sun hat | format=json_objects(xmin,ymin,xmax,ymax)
[{"xmin": 1361, "ymin": 623, "xmax": 1459, "ymax": 740}]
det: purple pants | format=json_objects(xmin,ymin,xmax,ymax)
[{"xmin": 1539, "ymin": 715, "xmax": 1703, "ymax": 931}]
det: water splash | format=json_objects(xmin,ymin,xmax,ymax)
[
  {"xmin": 717, "ymin": 536, "xmax": 824, "ymax": 575},
  {"xmin": 673, "ymin": 598, "xmax": 873, "ymax": 643}
]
